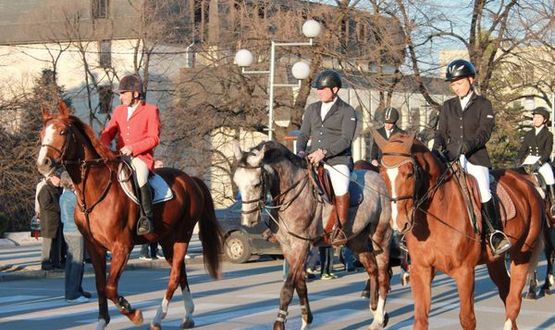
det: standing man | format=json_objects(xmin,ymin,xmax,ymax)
[
  {"xmin": 370, "ymin": 107, "xmax": 406, "ymax": 167},
  {"xmin": 433, "ymin": 59, "xmax": 510, "ymax": 255},
  {"xmin": 101, "ymin": 74, "xmax": 160, "ymax": 235},
  {"xmin": 38, "ymin": 174, "xmax": 64, "ymax": 270},
  {"xmin": 296, "ymin": 69, "xmax": 357, "ymax": 245},
  {"xmin": 518, "ymin": 106, "xmax": 555, "ymax": 217}
]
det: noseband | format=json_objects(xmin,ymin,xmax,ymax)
[
  {"xmin": 381, "ymin": 151, "xmax": 424, "ymax": 203},
  {"xmin": 237, "ymin": 164, "xmax": 267, "ymax": 215}
]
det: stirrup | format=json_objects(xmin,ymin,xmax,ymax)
[
  {"xmin": 137, "ymin": 216, "xmax": 153, "ymax": 235},
  {"xmin": 489, "ymin": 230, "xmax": 511, "ymax": 255},
  {"xmin": 550, "ymin": 205, "xmax": 555, "ymax": 218},
  {"xmin": 330, "ymin": 227, "xmax": 348, "ymax": 246}
]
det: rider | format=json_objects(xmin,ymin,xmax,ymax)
[
  {"xmin": 100, "ymin": 74, "xmax": 160, "ymax": 235},
  {"xmin": 296, "ymin": 69, "xmax": 357, "ymax": 245},
  {"xmin": 433, "ymin": 59, "xmax": 511, "ymax": 255},
  {"xmin": 370, "ymin": 107, "xmax": 406, "ymax": 167},
  {"xmin": 518, "ymin": 106, "xmax": 555, "ymax": 217}
]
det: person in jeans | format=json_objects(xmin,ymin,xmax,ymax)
[{"xmin": 59, "ymin": 172, "xmax": 91, "ymax": 303}]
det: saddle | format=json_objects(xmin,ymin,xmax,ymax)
[
  {"xmin": 308, "ymin": 166, "xmax": 365, "ymax": 207},
  {"xmin": 117, "ymin": 159, "xmax": 173, "ymax": 205},
  {"xmin": 455, "ymin": 166, "xmax": 516, "ymax": 234}
]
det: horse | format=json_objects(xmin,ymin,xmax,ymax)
[
  {"xmin": 518, "ymin": 167, "xmax": 555, "ymax": 299},
  {"xmin": 371, "ymin": 131, "xmax": 543, "ymax": 330},
  {"xmin": 232, "ymin": 140, "xmax": 392, "ymax": 330},
  {"xmin": 36, "ymin": 102, "xmax": 224, "ymax": 330}
]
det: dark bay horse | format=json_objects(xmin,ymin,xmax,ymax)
[
  {"xmin": 232, "ymin": 141, "xmax": 392, "ymax": 330},
  {"xmin": 36, "ymin": 102, "xmax": 223, "ymax": 330},
  {"xmin": 371, "ymin": 131, "xmax": 543, "ymax": 330}
]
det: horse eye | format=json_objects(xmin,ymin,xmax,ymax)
[{"xmin": 60, "ymin": 129, "xmax": 66, "ymax": 135}]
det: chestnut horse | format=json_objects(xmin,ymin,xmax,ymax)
[
  {"xmin": 371, "ymin": 131, "xmax": 543, "ymax": 330},
  {"xmin": 232, "ymin": 141, "xmax": 392, "ymax": 330},
  {"xmin": 36, "ymin": 102, "xmax": 223, "ymax": 330}
]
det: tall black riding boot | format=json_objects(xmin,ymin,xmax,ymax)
[
  {"xmin": 137, "ymin": 185, "xmax": 154, "ymax": 235},
  {"xmin": 548, "ymin": 184, "xmax": 555, "ymax": 218},
  {"xmin": 482, "ymin": 199, "xmax": 511, "ymax": 255}
]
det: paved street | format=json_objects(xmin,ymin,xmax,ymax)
[{"xmin": 0, "ymin": 252, "xmax": 554, "ymax": 330}]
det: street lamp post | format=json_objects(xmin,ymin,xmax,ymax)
[{"xmin": 234, "ymin": 19, "xmax": 321, "ymax": 141}]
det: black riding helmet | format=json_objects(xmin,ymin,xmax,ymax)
[
  {"xmin": 118, "ymin": 74, "xmax": 143, "ymax": 94},
  {"xmin": 384, "ymin": 107, "xmax": 400, "ymax": 124},
  {"xmin": 532, "ymin": 107, "xmax": 550, "ymax": 121},
  {"xmin": 445, "ymin": 59, "xmax": 476, "ymax": 82},
  {"xmin": 312, "ymin": 70, "xmax": 342, "ymax": 90}
]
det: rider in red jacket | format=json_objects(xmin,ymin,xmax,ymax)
[{"xmin": 101, "ymin": 74, "xmax": 160, "ymax": 235}]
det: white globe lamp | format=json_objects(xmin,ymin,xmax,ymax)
[
  {"xmin": 302, "ymin": 20, "xmax": 321, "ymax": 39},
  {"xmin": 235, "ymin": 49, "xmax": 254, "ymax": 67},
  {"xmin": 291, "ymin": 61, "xmax": 310, "ymax": 80}
]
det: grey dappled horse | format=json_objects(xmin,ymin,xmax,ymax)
[{"xmin": 232, "ymin": 141, "xmax": 392, "ymax": 330}]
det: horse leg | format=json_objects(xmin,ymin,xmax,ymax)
[
  {"xmin": 274, "ymin": 252, "xmax": 306, "ymax": 330},
  {"xmin": 503, "ymin": 260, "xmax": 530, "ymax": 330},
  {"xmin": 360, "ymin": 279, "xmax": 371, "ymax": 299},
  {"xmin": 524, "ymin": 271, "xmax": 538, "ymax": 300},
  {"xmin": 541, "ymin": 234, "xmax": 554, "ymax": 295},
  {"xmin": 104, "ymin": 245, "xmax": 142, "ymax": 325},
  {"xmin": 368, "ymin": 250, "xmax": 391, "ymax": 330},
  {"xmin": 295, "ymin": 267, "xmax": 312, "ymax": 329},
  {"xmin": 358, "ymin": 251, "xmax": 379, "ymax": 310},
  {"xmin": 87, "ymin": 241, "xmax": 109, "ymax": 330},
  {"xmin": 486, "ymin": 257, "xmax": 510, "ymax": 304},
  {"xmin": 410, "ymin": 265, "xmax": 434, "ymax": 330},
  {"xmin": 452, "ymin": 267, "xmax": 476, "ymax": 330}
]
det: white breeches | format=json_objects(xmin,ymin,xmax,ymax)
[
  {"xmin": 459, "ymin": 155, "xmax": 491, "ymax": 203},
  {"xmin": 323, "ymin": 164, "xmax": 350, "ymax": 196},
  {"xmin": 131, "ymin": 157, "xmax": 149, "ymax": 187},
  {"xmin": 539, "ymin": 162, "xmax": 555, "ymax": 185}
]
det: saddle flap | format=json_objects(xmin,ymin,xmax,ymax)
[
  {"xmin": 464, "ymin": 173, "xmax": 516, "ymax": 224},
  {"xmin": 117, "ymin": 162, "xmax": 174, "ymax": 205},
  {"xmin": 317, "ymin": 166, "xmax": 335, "ymax": 204}
]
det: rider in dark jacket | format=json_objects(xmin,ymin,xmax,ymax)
[
  {"xmin": 370, "ymin": 107, "xmax": 406, "ymax": 167},
  {"xmin": 433, "ymin": 59, "xmax": 511, "ymax": 255},
  {"xmin": 518, "ymin": 106, "xmax": 555, "ymax": 217},
  {"xmin": 296, "ymin": 70, "xmax": 357, "ymax": 245}
]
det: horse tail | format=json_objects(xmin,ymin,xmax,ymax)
[
  {"xmin": 191, "ymin": 176, "xmax": 224, "ymax": 279},
  {"xmin": 527, "ymin": 214, "xmax": 545, "ymax": 274}
]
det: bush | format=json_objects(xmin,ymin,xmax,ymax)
[{"xmin": 0, "ymin": 212, "xmax": 10, "ymax": 237}]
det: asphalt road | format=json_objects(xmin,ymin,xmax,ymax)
[{"xmin": 0, "ymin": 257, "xmax": 554, "ymax": 330}]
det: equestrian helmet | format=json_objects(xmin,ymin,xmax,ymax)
[
  {"xmin": 384, "ymin": 107, "xmax": 400, "ymax": 124},
  {"xmin": 532, "ymin": 106, "xmax": 550, "ymax": 121},
  {"xmin": 118, "ymin": 74, "xmax": 143, "ymax": 94},
  {"xmin": 312, "ymin": 70, "xmax": 342, "ymax": 89},
  {"xmin": 445, "ymin": 59, "xmax": 476, "ymax": 82}
]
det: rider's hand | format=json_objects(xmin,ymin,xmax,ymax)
[
  {"xmin": 371, "ymin": 159, "xmax": 379, "ymax": 167},
  {"xmin": 307, "ymin": 149, "xmax": 326, "ymax": 164},
  {"xmin": 120, "ymin": 146, "xmax": 133, "ymax": 156}
]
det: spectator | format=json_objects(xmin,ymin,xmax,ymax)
[
  {"xmin": 319, "ymin": 245, "xmax": 336, "ymax": 279},
  {"xmin": 59, "ymin": 172, "xmax": 91, "ymax": 303},
  {"xmin": 38, "ymin": 175, "xmax": 64, "ymax": 271}
]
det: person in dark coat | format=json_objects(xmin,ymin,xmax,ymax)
[
  {"xmin": 296, "ymin": 69, "xmax": 357, "ymax": 245},
  {"xmin": 433, "ymin": 59, "xmax": 510, "ymax": 255},
  {"xmin": 38, "ymin": 175, "xmax": 64, "ymax": 270},
  {"xmin": 370, "ymin": 107, "xmax": 406, "ymax": 167},
  {"xmin": 518, "ymin": 106, "xmax": 555, "ymax": 216}
]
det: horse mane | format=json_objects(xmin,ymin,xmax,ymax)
[
  {"xmin": 67, "ymin": 115, "xmax": 117, "ymax": 161},
  {"xmin": 252, "ymin": 140, "xmax": 307, "ymax": 169}
]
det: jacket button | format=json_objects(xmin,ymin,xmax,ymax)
[{"xmin": 318, "ymin": 140, "xmax": 321, "ymax": 142}]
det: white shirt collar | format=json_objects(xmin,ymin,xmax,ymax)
[
  {"xmin": 459, "ymin": 92, "xmax": 473, "ymax": 111},
  {"xmin": 535, "ymin": 126, "xmax": 544, "ymax": 135},
  {"xmin": 127, "ymin": 102, "xmax": 140, "ymax": 120},
  {"xmin": 320, "ymin": 97, "xmax": 337, "ymax": 120}
]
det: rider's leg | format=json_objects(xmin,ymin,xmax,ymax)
[
  {"xmin": 538, "ymin": 163, "xmax": 555, "ymax": 217},
  {"xmin": 132, "ymin": 157, "xmax": 153, "ymax": 235},
  {"xmin": 325, "ymin": 164, "xmax": 350, "ymax": 245},
  {"xmin": 462, "ymin": 156, "xmax": 510, "ymax": 255}
]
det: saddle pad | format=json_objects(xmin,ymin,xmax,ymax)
[
  {"xmin": 492, "ymin": 180, "xmax": 516, "ymax": 222},
  {"xmin": 348, "ymin": 170, "xmax": 365, "ymax": 207},
  {"xmin": 117, "ymin": 164, "xmax": 174, "ymax": 205}
]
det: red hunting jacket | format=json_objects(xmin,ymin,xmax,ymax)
[{"xmin": 100, "ymin": 102, "xmax": 160, "ymax": 170}]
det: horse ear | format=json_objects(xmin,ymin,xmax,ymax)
[
  {"xmin": 58, "ymin": 101, "xmax": 70, "ymax": 118},
  {"xmin": 41, "ymin": 104, "xmax": 52, "ymax": 123},
  {"xmin": 370, "ymin": 128, "xmax": 387, "ymax": 150},
  {"xmin": 232, "ymin": 140, "xmax": 243, "ymax": 161}
]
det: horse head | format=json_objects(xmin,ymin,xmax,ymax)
[
  {"xmin": 232, "ymin": 141, "xmax": 270, "ymax": 227},
  {"xmin": 371, "ymin": 129, "xmax": 434, "ymax": 234},
  {"xmin": 37, "ymin": 101, "xmax": 75, "ymax": 177}
]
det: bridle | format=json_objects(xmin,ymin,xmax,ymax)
[{"xmin": 380, "ymin": 151, "xmax": 424, "ymax": 203}]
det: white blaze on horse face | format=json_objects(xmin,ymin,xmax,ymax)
[
  {"xmin": 386, "ymin": 167, "xmax": 400, "ymax": 231},
  {"xmin": 37, "ymin": 123, "xmax": 57, "ymax": 166}
]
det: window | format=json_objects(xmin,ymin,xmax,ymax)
[
  {"xmin": 92, "ymin": 0, "xmax": 109, "ymax": 19},
  {"xmin": 98, "ymin": 40, "xmax": 111, "ymax": 68},
  {"xmin": 98, "ymin": 85, "xmax": 113, "ymax": 114}
]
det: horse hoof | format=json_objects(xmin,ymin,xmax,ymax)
[
  {"xmin": 524, "ymin": 291, "xmax": 537, "ymax": 301},
  {"xmin": 131, "ymin": 309, "xmax": 144, "ymax": 325},
  {"xmin": 180, "ymin": 317, "xmax": 195, "ymax": 329},
  {"xmin": 95, "ymin": 319, "xmax": 107, "ymax": 330},
  {"xmin": 273, "ymin": 321, "xmax": 285, "ymax": 330},
  {"xmin": 360, "ymin": 290, "xmax": 370, "ymax": 299},
  {"xmin": 150, "ymin": 323, "xmax": 162, "ymax": 330},
  {"xmin": 368, "ymin": 312, "xmax": 388, "ymax": 330}
]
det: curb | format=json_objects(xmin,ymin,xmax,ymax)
[{"xmin": 0, "ymin": 255, "xmax": 206, "ymax": 282}]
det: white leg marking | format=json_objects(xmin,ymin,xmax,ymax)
[
  {"xmin": 503, "ymin": 319, "xmax": 512, "ymax": 330},
  {"xmin": 151, "ymin": 297, "xmax": 169, "ymax": 326},
  {"xmin": 95, "ymin": 318, "xmax": 107, "ymax": 330},
  {"xmin": 386, "ymin": 168, "xmax": 399, "ymax": 231},
  {"xmin": 183, "ymin": 287, "xmax": 195, "ymax": 318},
  {"xmin": 370, "ymin": 296, "xmax": 386, "ymax": 327},
  {"xmin": 301, "ymin": 318, "xmax": 309, "ymax": 330}
]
